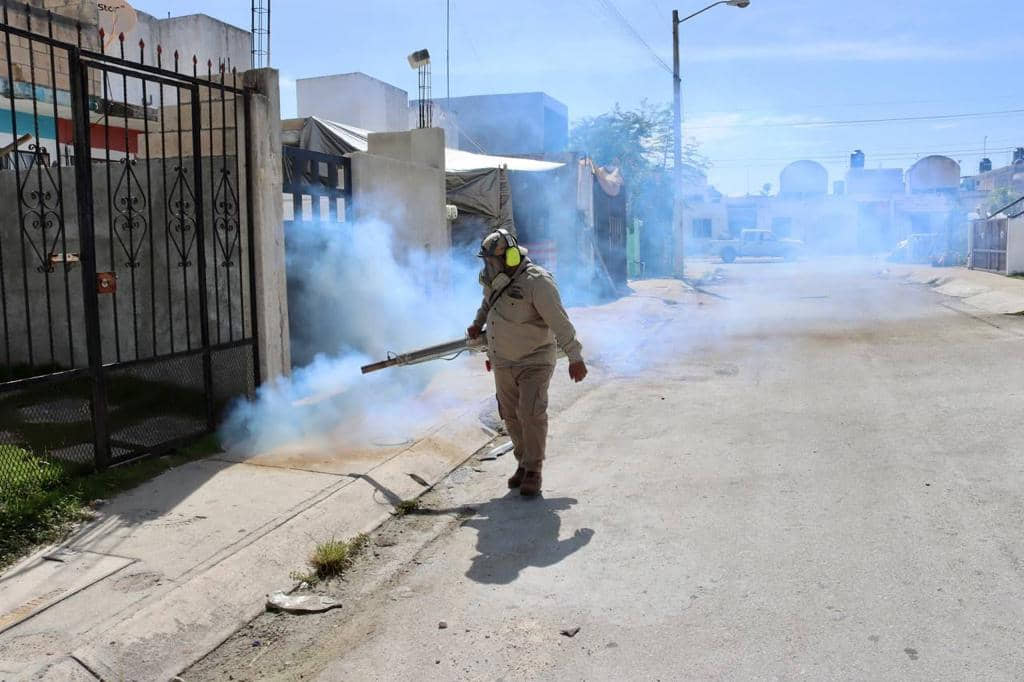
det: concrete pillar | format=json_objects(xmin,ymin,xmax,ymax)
[
  {"xmin": 354, "ymin": 128, "xmax": 450, "ymax": 293},
  {"xmin": 243, "ymin": 67, "xmax": 290, "ymax": 380}
]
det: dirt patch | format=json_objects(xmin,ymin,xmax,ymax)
[{"xmin": 110, "ymin": 571, "xmax": 165, "ymax": 593}]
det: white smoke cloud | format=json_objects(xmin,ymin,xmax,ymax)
[{"xmin": 220, "ymin": 218, "xmax": 483, "ymax": 456}]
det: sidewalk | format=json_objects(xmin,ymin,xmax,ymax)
[
  {"xmin": 0, "ymin": 361, "xmax": 497, "ymax": 681},
  {"xmin": 888, "ymin": 264, "xmax": 1024, "ymax": 314}
]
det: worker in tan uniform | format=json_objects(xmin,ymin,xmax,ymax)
[{"xmin": 467, "ymin": 229, "xmax": 587, "ymax": 497}]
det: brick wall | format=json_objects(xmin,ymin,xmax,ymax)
[{"xmin": 1, "ymin": 2, "xmax": 103, "ymax": 98}]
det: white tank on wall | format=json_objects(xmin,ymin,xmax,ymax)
[
  {"xmin": 907, "ymin": 155, "xmax": 960, "ymax": 193},
  {"xmin": 779, "ymin": 160, "xmax": 828, "ymax": 196}
]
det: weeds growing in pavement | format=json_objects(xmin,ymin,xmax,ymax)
[
  {"xmin": 294, "ymin": 534, "xmax": 370, "ymax": 584},
  {"xmin": 393, "ymin": 498, "xmax": 421, "ymax": 516}
]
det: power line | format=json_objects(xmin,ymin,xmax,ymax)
[
  {"xmin": 593, "ymin": 0, "xmax": 672, "ymax": 75},
  {"xmin": 686, "ymin": 93, "xmax": 1024, "ymax": 118},
  {"xmin": 709, "ymin": 145, "xmax": 1020, "ymax": 165},
  {"xmin": 710, "ymin": 149, "xmax": 1021, "ymax": 170},
  {"xmin": 687, "ymin": 108, "xmax": 1024, "ymax": 130},
  {"xmin": 757, "ymin": 137, "xmax": 1021, "ymax": 155}
]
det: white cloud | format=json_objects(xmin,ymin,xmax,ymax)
[{"xmin": 686, "ymin": 40, "xmax": 972, "ymax": 62}]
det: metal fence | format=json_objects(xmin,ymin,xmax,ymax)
[
  {"xmin": 0, "ymin": 3, "xmax": 259, "ymax": 491},
  {"xmin": 282, "ymin": 145, "xmax": 352, "ymax": 227},
  {"xmin": 970, "ymin": 217, "xmax": 1007, "ymax": 273}
]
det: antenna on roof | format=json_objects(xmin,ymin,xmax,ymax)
[{"xmin": 251, "ymin": 0, "xmax": 270, "ymax": 68}]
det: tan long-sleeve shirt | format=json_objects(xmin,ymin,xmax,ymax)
[{"xmin": 473, "ymin": 259, "xmax": 584, "ymax": 369}]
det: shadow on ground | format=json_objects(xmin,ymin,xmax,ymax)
[{"xmin": 411, "ymin": 493, "xmax": 594, "ymax": 585}]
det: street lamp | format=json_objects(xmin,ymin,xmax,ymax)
[
  {"xmin": 672, "ymin": 0, "xmax": 749, "ymax": 277},
  {"xmin": 408, "ymin": 49, "xmax": 433, "ymax": 128}
]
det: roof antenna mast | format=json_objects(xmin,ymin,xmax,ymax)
[{"xmin": 251, "ymin": 0, "xmax": 271, "ymax": 68}]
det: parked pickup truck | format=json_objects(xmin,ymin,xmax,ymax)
[{"xmin": 713, "ymin": 229, "xmax": 803, "ymax": 263}]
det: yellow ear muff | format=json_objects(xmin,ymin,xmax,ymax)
[{"xmin": 505, "ymin": 246, "xmax": 521, "ymax": 267}]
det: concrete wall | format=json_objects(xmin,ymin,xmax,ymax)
[
  {"xmin": 148, "ymin": 14, "xmax": 251, "ymax": 74},
  {"xmin": 105, "ymin": 12, "xmax": 250, "ymax": 108},
  {"xmin": 367, "ymin": 127, "xmax": 444, "ymax": 170},
  {"xmin": 297, "ymin": 73, "xmax": 410, "ymax": 132},
  {"xmin": 349, "ymin": 128, "xmax": 448, "ymax": 288},
  {"xmin": 243, "ymin": 67, "xmax": 288, "ymax": 381},
  {"xmin": 846, "ymin": 168, "xmax": 905, "ymax": 196},
  {"xmin": 436, "ymin": 92, "xmax": 568, "ymax": 156}
]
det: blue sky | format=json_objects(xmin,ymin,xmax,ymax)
[{"xmin": 132, "ymin": 0, "xmax": 1024, "ymax": 196}]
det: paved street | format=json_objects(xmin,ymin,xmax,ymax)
[{"xmin": 190, "ymin": 259, "xmax": 1024, "ymax": 681}]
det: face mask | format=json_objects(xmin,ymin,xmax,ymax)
[
  {"xmin": 489, "ymin": 272, "xmax": 511, "ymax": 291},
  {"xmin": 481, "ymin": 257, "xmax": 505, "ymax": 286}
]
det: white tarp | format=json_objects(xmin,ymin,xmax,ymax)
[
  {"xmin": 445, "ymin": 148, "xmax": 564, "ymax": 173},
  {"xmin": 295, "ymin": 117, "xmax": 564, "ymax": 173}
]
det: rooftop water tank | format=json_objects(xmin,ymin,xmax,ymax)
[
  {"xmin": 907, "ymin": 155, "xmax": 960, "ymax": 193},
  {"xmin": 850, "ymin": 149, "xmax": 865, "ymax": 168},
  {"xmin": 779, "ymin": 160, "xmax": 828, "ymax": 196}
]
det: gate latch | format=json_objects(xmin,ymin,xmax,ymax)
[
  {"xmin": 96, "ymin": 272, "xmax": 117, "ymax": 294},
  {"xmin": 49, "ymin": 252, "xmax": 80, "ymax": 268}
]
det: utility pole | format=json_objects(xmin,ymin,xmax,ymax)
[
  {"xmin": 671, "ymin": 1, "xmax": 750, "ymax": 278},
  {"xmin": 672, "ymin": 9, "xmax": 683, "ymax": 278}
]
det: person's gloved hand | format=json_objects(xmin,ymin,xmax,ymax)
[
  {"xmin": 568, "ymin": 360, "xmax": 588, "ymax": 383},
  {"xmin": 467, "ymin": 324, "xmax": 482, "ymax": 339}
]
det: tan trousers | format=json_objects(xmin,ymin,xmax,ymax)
[{"xmin": 493, "ymin": 364, "xmax": 554, "ymax": 473}]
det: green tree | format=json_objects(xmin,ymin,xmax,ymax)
[
  {"xmin": 570, "ymin": 101, "xmax": 708, "ymax": 275},
  {"xmin": 985, "ymin": 186, "xmax": 1023, "ymax": 216}
]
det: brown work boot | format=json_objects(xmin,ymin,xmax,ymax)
[
  {"xmin": 507, "ymin": 467, "xmax": 526, "ymax": 489},
  {"xmin": 520, "ymin": 471, "xmax": 542, "ymax": 497}
]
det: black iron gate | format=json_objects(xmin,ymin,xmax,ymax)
[{"xmin": 1, "ymin": 4, "xmax": 258, "ymax": 487}]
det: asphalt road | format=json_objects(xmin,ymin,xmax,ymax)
[{"xmin": 190, "ymin": 259, "xmax": 1024, "ymax": 681}]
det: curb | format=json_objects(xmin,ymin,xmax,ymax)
[
  {"xmin": 902, "ymin": 269, "xmax": 1024, "ymax": 315},
  {"xmin": 61, "ymin": 403, "xmax": 498, "ymax": 681}
]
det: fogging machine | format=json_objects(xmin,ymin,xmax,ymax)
[{"xmin": 360, "ymin": 333, "xmax": 488, "ymax": 374}]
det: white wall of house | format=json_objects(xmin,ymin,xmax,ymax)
[
  {"xmin": 297, "ymin": 73, "xmax": 410, "ymax": 132},
  {"xmin": 682, "ymin": 202, "xmax": 729, "ymax": 254},
  {"xmin": 1006, "ymin": 216, "xmax": 1024, "ymax": 275},
  {"xmin": 102, "ymin": 12, "xmax": 251, "ymax": 107}
]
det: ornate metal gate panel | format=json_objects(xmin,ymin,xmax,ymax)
[{"xmin": 0, "ymin": 4, "xmax": 258, "ymax": 486}]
